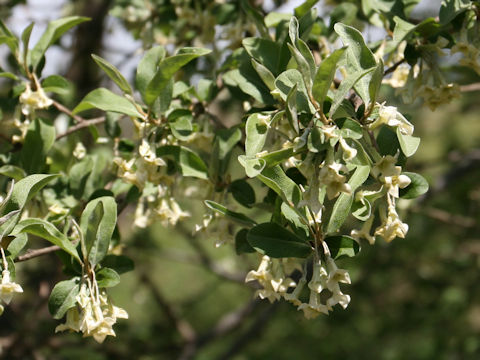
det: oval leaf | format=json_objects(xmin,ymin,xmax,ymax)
[{"xmin": 325, "ymin": 235, "xmax": 360, "ymax": 259}]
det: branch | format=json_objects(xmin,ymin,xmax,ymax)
[
  {"xmin": 384, "ymin": 58, "xmax": 406, "ymax": 76},
  {"xmin": 15, "ymin": 245, "xmax": 60, "ymax": 262},
  {"xmin": 139, "ymin": 270, "xmax": 196, "ymax": 343},
  {"xmin": 52, "ymin": 100, "xmax": 85, "ymax": 123},
  {"xmin": 411, "ymin": 206, "xmax": 476, "ymax": 228},
  {"xmin": 460, "ymin": 82, "xmax": 480, "ymax": 92},
  {"xmin": 55, "ymin": 116, "xmax": 106, "ymax": 140}
]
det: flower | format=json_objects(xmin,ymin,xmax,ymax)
[
  {"xmin": 19, "ymin": 83, "xmax": 53, "ymax": 116},
  {"xmin": 351, "ymin": 216, "xmax": 376, "ymax": 245},
  {"xmin": 417, "ymin": 83, "xmax": 461, "ymax": 111},
  {"xmin": 383, "ymin": 63, "xmax": 410, "ymax": 88},
  {"xmin": 369, "ymin": 104, "xmax": 414, "ymax": 135},
  {"xmin": 372, "ymin": 155, "xmax": 411, "ymax": 198},
  {"xmin": 297, "ymin": 291, "xmax": 329, "ymax": 319},
  {"xmin": 73, "ymin": 142, "xmax": 86, "ymax": 160},
  {"xmin": 375, "ymin": 205, "xmax": 409, "ymax": 242},
  {"xmin": 318, "ymin": 162, "xmax": 351, "ymax": 200},
  {"xmin": 0, "ymin": 269, "xmax": 23, "ymax": 305}
]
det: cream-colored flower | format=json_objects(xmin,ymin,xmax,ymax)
[
  {"xmin": 73, "ymin": 142, "xmax": 86, "ymax": 160},
  {"xmin": 297, "ymin": 291, "xmax": 329, "ymax": 319},
  {"xmin": 154, "ymin": 197, "xmax": 190, "ymax": 227},
  {"xmin": 369, "ymin": 104, "xmax": 414, "ymax": 135},
  {"xmin": 375, "ymin": 205, "xmax": 409, "ymax": 242},
  {"xmin": 418, "ymin": 83, "xmax": 461, "ymax": 111},
  {"xmin": 339, "ymin": 137, "xmax": 357, "ymax": 161},
  {"xmin": 283, "ymin": 277, "xmax": 306, "ymax": 306},
  {"xmin": 19, "ymin": 83, "xmax": 53, "ymax": 116},
  {"xmin": 383, "ymin": 63, "xmax": 410, "ymax": 88},
  {"xmin": 351, "ymin": 216, "xmax": 376, "ymax": 245},
  {"xmin": 307, "ymin": 261, "xmax": 328, "ymax": 293},
  {"xmin": 318, "ymin": 162, "xmax": 351, "ymax": 200},
  {"xmin": 0, "ymin": 270, "xmax": 23, "ymax": 305},
  {"xmin": 372, "ymin": 156, "xmax": 411, "ymax": 198},
  {"xmin": 55, "ymin": 307, "xmax": 81, "ymax": 333}
]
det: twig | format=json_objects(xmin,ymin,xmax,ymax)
[
  {"xmin": 55, "ymin": 116, "xmax": 106, "ymax": 140},
  {"xmin": 460, "ymin": 82, "xmax": 480, "ymax": 92},
  {"xmin": 384, "ymin": 58, "xmax": 406, "ymax": 76},
  {"xmin": 411, "ymin": 207, "xmax": 476, "ymax": 228},
  {"xmin": 52, "ymin": 100, "xmax": 85, "ymax": 123},
  {"xmin": 15, "ymin": 245, "xmax": 60, "ymax": 262},
  {"xmin": 139, "ymin": 270, "xmax": 196, "ymax": 343}
]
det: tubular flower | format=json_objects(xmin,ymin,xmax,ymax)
[
  {"xmin": 0, "ymin": 269, "xmax": 23, "ymax": 310},
  {"xmin": 417, "ymin": 83, "xmax": 461, "ymax": 111},
  {"xmin": 372, "ymin": 155, "xmax": 411, "ymax": 198},
  {"xmin": 318, "ymin": 162, "xmax": 351, "ymax": 200},
  {"xmin": 297, "ymin": 291, "xmax": 329, "ymax": 319},
  {"xmin": 375, "ymin": 204, "xmax": 409, "ymax": 242},
  {"xmin": 369, "ymin": 104, "xmax": 414, "ymax": 135},
  {"xmin": 19, "ymin": 83, "xmax": 53, "ymax": 116}
]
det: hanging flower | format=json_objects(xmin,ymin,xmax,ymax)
[
  {"xmin": 19, "ymin": 83, "xmax": 53, "ymax": 116},
  {"xmin": 0, "ymin": 269, "xmax": 23, "ymax": 308},
  {"xmin": 318, "ymin": 162, "xmax": 351, "ymax": 200},
  {"xmin": 375, "ymin": 205, "xmax": 409, "ymax": 242}
]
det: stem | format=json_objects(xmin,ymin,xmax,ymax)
[
  {"xmin": 52, "ymin": 100, "xmax": 85, "ymax": 123},
  {"xmin": 55, "ymin": 116, "xmax": 106, "ymax": 140},
  {"xmin": 15, "ymin": 245, "xmax": 61, "ymax": 263}
]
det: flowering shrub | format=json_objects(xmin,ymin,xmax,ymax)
[{"xmin": 0, "ymin": 0, "xmax": 477, "ymax": 348}]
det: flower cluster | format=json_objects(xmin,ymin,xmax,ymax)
[
  {"xmin": 19, "ymin": 83, "xmax": 53, "ymax": 117},
  {"xmin": 56, "ymin": 282, "xmax": 128, "ymax": 343},
  {"xmin": 245, "ymin": 255, "xmax": 351, "ymax": 319}
]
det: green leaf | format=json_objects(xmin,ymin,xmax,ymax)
[
  {"xmin": 0, "ymin": 19, "xmax": 19, "ymax": 54},
  {"xmin": 96, "ymin": 267, "xmax": 120, "ymax": 288},
  {"xmin": 325, "ymin": 235, "xmax": 360, "ymax": 259},
  {"xmin": 330, "ymin": 67, "xmax": 375, "ymax": 116},
  {"xmin": 30, "ymin": 16, "xmax": 90, "ymax": 70},
  {"xmin": 396, "ymin": 127, "xmax": 420, "ymax": 157},
  {"xmin": 439, "ymin": 0, "xmax": 471, "ymax": 24},
  {"xmin": 399, "ymin": 172, "xmax": 429, "ymax": 199},
  {"xmin": 72, "ymin": 88, "xmax": 143, "ymax": 118},
  {"xmin": 144, "ymin": 47, "xmax": 211, "ymax": 106},
  {"xmin": 243, "ymin": 37, "xmax": 287, "ymax": 76},
  {"xmin": 235, "ymin": 228, "xmax": 256, "ymax": 254},
  {"xmin": 41, "ymin": 75, "xmax": 71, "ymax": 95},
  {"xmin": 294, "ymin": 0, "xmax": 318, "ymax": 18},
  {"xmin": 156, "ymin": 145, "xmax": 208, "ymax": 179},
  {"xmin": 211, "ymin": 127, "xmax": 242, "ymax": 177},
  {"xmin": 334, "ymin": 23, "xmax": 377, "ymax": 104},
  {"xmin": 13, "ymin": 218, "xmax": 81, "ymax": 262},
  {"xmin": 204, "ymin": 200, "xmax": 256, "ymax": 227},
  {"xmin": 238, "ymin": 156, "xmax": 266, "ymax": 178},
  {"xmin": 258, "ymin": 147, "xmax": 297, "ymax": 168},
  {"xmin": 229, "ymin": 179, "xmax": 256, "ymax": 208},
  {"xmin": 101, "ymin": 255, "xmax": 134, "ymax": 274},
  {"xmin": 351, "ymin": 199, "xmax": 372, "ymax": 221},
  {"xmin": 80, "ymin": 196, "xmax": 117, "ymax": 266},
  {"xmin": 68, "ymin": 156, "xmax": 94, "ymax": 199},
  {"xmin": 0, "ymin": 165, "xmax": 26, "ymax": 181},
  {"xmin": 223, "ymin": 67, "xmax": 274, "ymax": 104},
  {"xmin": 247, "ymin": 222, "xmax": 312, "ymax": 258},
  {"xmin": 48, "ymin": 278, "xmax": 80, "ymax": 319},
  {"xmin": 326, "ymin": 165, "xmax": 370, "ymax": 234},
  {"xmin": 136, "ymin": 46, "xmax": 166, "ymax": 101},
  {"xmin": 240, "ymin": 0, "xmax": 269, "ymax": 38},
  {"xmin": 313, "ymin": 47, "xmax": 347, "ymax": 108},
  {"xmin": 377, "ymin": 126, "xmax": 400, "ymax": 156},
  {"xmin": 336, "ymin": 118, "xmax": 363, "ymax": 139},
  {"xmin": 258, "ymin": 165, "xmax": 302, "ymax": 207},
  {"xmin": 92, "ymin": 54, "xmax": 133, "ymax": 94},
  {"xmin": 251, "ymin": 59, "xmax": 276, "ymax": 91},
  {"xmin": 20, "ymin": 118, "xmax": 56, "ymax": 174},
  {"xmin": 0, "ymin": 71, "xmax": 18, "ymax": 80},
  {"xmin": 0, "ymin": 174, "xmax": 59, "ymax": 235},
  {"xmin": 6, "ymin": 233, "xmax": 28, "ymax": 259},
  {"xmin": 245, "ymin": 113, "xmax": 270, "ymax": 157},
  {"xmin": 168, "ymin": 109, "xmax": 193, "ymax": 140},
  {"xmin": 275, "ymin": 69, "xmax": 315, "ymax": 114},
  {"xmin": 21, "ymin": 22, "xmax": 34, "ymax": 66}
]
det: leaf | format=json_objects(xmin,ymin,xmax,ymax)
[
  {"xmin": 21, "ymin": 22, "xmax": 34, "ymax": 65},
  {"xmin": 136, "ymin": 46, "xmax": 166, "ymax": 101},
  {"xmin": 80, "ymin": 196, "xmax": 117, "ymax": 266},
  {"xmin": 92, "ymin": 54, "xmax": 133, "ymax": 94},
  {"xmin": 144, "ymin": 47, "xmax": 211, "ymax": 106},
  {"xmin": 334, "ymin": 23, "xmax": 377, "ymax": 104},
  {"xmin": 325, "ymin": 235, "xmax": 360, "ymax": 259},
  {"xmin": 238, "ymin": 156, "xmax": 266, "ymax": 178},
  {"xmin": 235, "ymin": 228, "xmax": 256, "ymax": 254},
  {"xmin": 96, "ymin": 267, "xmax": 120, "ymax": 288},
  {"xmin": 13, "ymin": 218, "xmax": 80, "ymax": 262},
  {"xmin": 399, "ymin": 172, "xmax": 429, "ymax": 199},
  {"xmin": 156, "ymin": 145, "xmax": 208, "ymax": 179},
  {"xmin": 247, "ymin": 222, "xmax": 312, "ymax": 258},
  {"xmin": 30, "ymin": 16, "xmax": 90, "ymax": 70},
  {"xmin": 168, "ymin": 109, "xmax": 193, "ymax": 140},
  {"xmin": 275, "ymin": 69, "xmax": 315, "ymax": 114},
  {"xmin": 240, "ymin": 0, "xmax": 269, "ymax": 38},
  {"xmin": 294, "ymin": 0, "xmax": 318, "ymax": 18},
  {"xmin": 20, "ymin": 118, "xmax": 56, "ymax": 174},
  {"xmin": 336, "ymin": 118, "xmax": 363, "ymax": 139},
  {"xmin": 204, "ymin": 200, "xmax": 256, "ymax": 227},
  {"xmin": 313, "ymin": 47, "xmax": 347, "ymax": 107},
  {"xmin": 0, "ymin": 174, "xmax": 59, "ymax": 235},
  {"xmin": 439, "ymin": 0, "xmax": 471, "ymax": 24},
  {"xmin": 72, "ymin": 88, "xmax": 143, "ymax": 118},
  {"xmin": 0, "ymin": 165, "xmax": 26, "ymax": 181},
  {"xmin": 41, "ymin": 75, "xmax": 71, "ymax": 95},
  {"xmin": 6, "ymin": 233, "xmax": 28, "ymax": 259},
  {"xmin": 326, "ymin": 165, "xmax": 370, "ymax": 234},
  {"xmin": 243, "ymin": 37, "xmax": 287, "ymax": 76},
  {"xmin": 251, "ymin": 59, "xmax": 276, "ymax": 91},
  {"xmin": 229, "ymin": 179, "xmax": 256, "ymax": 208},
  {"xmin": 48, "ymin": 278, "xmax": 80, "ymax": 319},
  {"xmin": 0, "ymin": 71, "xmax": 18, "ymax": 80},
  {"xmin": 68, "ymin": 156, "xmax": 94, "ymax": 199},
  {"xmin": 396, "ymin": 127, "xmax": 420, "ymax": 157},
  {"xmin": 211, "ymin": 127, "xmax": 242, "ymax": 177},
  {"xmin": 258, "ymin": 165, "xmax": 302, "ymax": 207},
  {"xmin": 101, "ymin": 254, "xmax": 134, "ymax": 274},
  {"xmin": 245, "ymin": 113, "xmax": 270, "ymax": 157},
  {"xmin": 223, "ymin": 67, "xmax": 274, "ymax": 104},
  {"xmin": 330, "ymin": 67, "xmax": 375, "ymax": 116},
  {"xmin": 351, "ymin": 199, "xmax": 372, "ymax": 221}
]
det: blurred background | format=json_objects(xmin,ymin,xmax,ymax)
[{"xmin": 1, "ymin": 0, "xmax": 480, "ymax": 359}]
